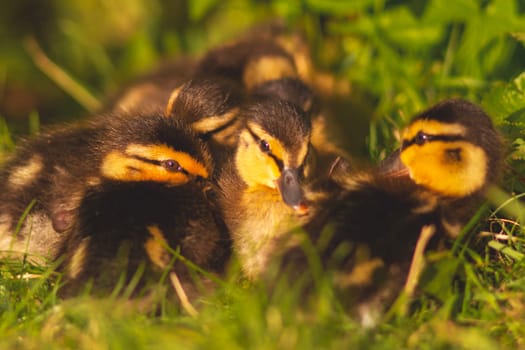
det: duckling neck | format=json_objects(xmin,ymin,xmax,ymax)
[{"xmin": 223, "ymin": 180, "xmax": 304, "ymax": 280}]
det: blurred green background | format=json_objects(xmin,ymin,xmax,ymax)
[
  {"xmin": 1, "ymin": 0, "xmax": 524, "ymax": 157},
  {"xmin": 1, "ymin": 2, "xmax": 525, "ymax": 348}
]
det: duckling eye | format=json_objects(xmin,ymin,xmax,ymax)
[
  {"xmin": 414, "ymin": 131, "xmax": 429, "ymax": 145},
  {"xmin": 161, "ymin": 159, "xmax": 183, "ymax": 172},
  {"xmin": 259, "ymin": 139, "xmax": 270, "ymax": 153}
]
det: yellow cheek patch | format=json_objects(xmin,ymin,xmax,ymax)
[
  {"xmin": 101, "ymin": 144, "xmax": 208, "ymax": 185},
  {"xmin": 236, "ymin": 131, "xmax": 281, "ymax": 189},
  {"xmin": 400, "ymin": 141, "xmax": 487, "ymax": 197},
  {"xmin": 101, "ymin": 151, "xmax": 190, "ymax": 185},
  {"xmin": 125, "ymin": 144, "xmax": 208, "ymax": 179},
  {"xmin": 247, "ymin": 123, "xmax": 285, "ymax": 161},
  {"xmin": 243, "ymin": 56, "xmax": 297, "ymax": 90},
  {"xmin": 402, "ymin": 120, "xmax": 466, "ymax": 142},
  {"xmin": 145, "ymin": 225, "xmax": 170, "ymax": 269},
  {"xmin": 246, "ymin": 123, "xmax": 310, "ymax": 168},
  {"xmin": 126, "ymin": 144, "xmax": 208, "ymax": 178}
]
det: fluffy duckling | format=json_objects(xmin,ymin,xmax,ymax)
[
  {"xmin": 274, "ymin": 99, "xmax": 503, "ymax": 323},
  {"xmin": 195, "ymin": 34, "xmax": 298, "ymax": 91},
  {"xmin": 143, "ymin": 75, "xmax": 317, "ymax": 282},
  {"xmin": 196, "ymin": 36, "xmax": 349, "ymax": 181},
  {"xmin": 0, "ymin": 119, "xmax": 112, "ymax": 262},
  {"xmin": 164, "ymin": 78, "xmax": 244, "ymax": 168},
  {"xmin": 57, "ymin": 116, "xmax": 230, "ymax": 299},
  {"xmin": 217, "ymin": 97, "xmax": 313, "ymax": 280},
  {"xmin": 0, "ymin": 113, "xmax": 225, "ymax": 275}
]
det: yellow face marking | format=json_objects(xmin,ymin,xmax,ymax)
[
  {"xmin": 164, "ymin": 86, "xmax": 182, "ymax": 117},
  {"xmin": 191, "ymin": 108, "xmax": 239, "ymax": 133},
  {"xmin": 7, "ymin": 154, "xmax": 43, "ymax": 189},
  {"xmin": 236, "ymin": 130, "xmax": 281, "ymax": 189},
  {"xmin": 236, "ymin": 123, "xmax": 310, "ymax": 190},
  {"xmin": 68, "ymin": 237, "xmax": 90, "ymax": 279},
  {"xmin": 101, "ymin": 151, "xmax": 189, "ymax": 185},
  {"xmin": 125, "ymin": 144, "xmax": 208, "ymax": 179},
  {"xmin": 402, "ymin": 120, "xmax": 466, "ymax": 142},
  {"xmin": 400, "ymin": 140, "xmax": 487, "ymax": 197},
  {"xmin": 247, "ymin": 123, "xmax": 285, "ymax": 162},
  {"xmin": 145, "ymin": 225, "xmax": 170, "ymax": 269},
  {"xmin": 243, "ymin": 56, "xmax": 297, "ymax": 90},
  {"xmin": 101, "ymin": 144, "xmax": 208, "ymax": 185}
]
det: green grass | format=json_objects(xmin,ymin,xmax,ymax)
[{"xmin": 1, "ymin": 1, "xmax": 525, "ymax": 349}]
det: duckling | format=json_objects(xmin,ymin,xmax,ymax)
[
  {"xmin": 0, "ymin": 113, "xmax": 226, "ymax": 272},
  {"xmin": 396, "ymin": 98, "xmax": 502, "ymax": 236},
  {"xmin": 0, "ymin": 120, "xmax": 111, "ymax": 262},
  {"xmin": 57, "ymin": 115, "xmax": 230, "ymax": 299},
  {"xmin": 197, "ymin": 37, "xmax": 349, "ymax": 180},
  {"xmin": 134, "ymin": 74, "xmax": 317, "ymax": 282},
  {"xmin": 274, "ymin": 99, "xmax": 503, "ymax": 323},
  {"xmin": 164, "ymin": 77, "xmax": 244, "ymax": 168},
  {"xmin": 216, "ymin": 97, "xmax": 313, "ymax": 280},
  {"xmin": 195, "ymin": 34, "xmax": 298, "ymax": 92}
]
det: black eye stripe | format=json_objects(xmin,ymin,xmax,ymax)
[
  {"xmin": 160, "ymin": 159, "xmax": 183, "ymax": 172},
  {"xmin": 131, "ymin": 155, "xmax": 186, "ymax": 174},
  {"xmin": 268, "ymin": 153, "xmax": 284, "ymax": 171},
  {"xmin": 246, "ymin": 127, "xmax": 284, "ymax": 171},
  {"xmin": 402, "ymin": 132, "xmax": 464, "ymax": 149}
]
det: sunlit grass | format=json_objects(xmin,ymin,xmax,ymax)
[{"xmin": 0, "ymin": 0, "xmax": 524, "ymax": 349}]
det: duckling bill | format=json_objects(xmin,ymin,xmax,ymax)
[
  {"xmin": 272, "ymin": 99, "xmax": 503, "ymax": 324},
  {"xmin": 216, "ymin": 97, "xmax": 312, "ymax": 280}
]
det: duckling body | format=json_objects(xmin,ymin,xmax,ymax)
[
  {"xmin": 216, "ymin": 98, "xmax": 312, "ymax": 279},
  {"xmin": 197, "ymin": 33, "xmax": 353, "ymax": 181},
  {"xmin": 274, "ymin": 99, "xmax": 503, "ymax": 322},
  {"xmin": 0, "ymin": 113, "xmax": 230, "ymax": 298},
  {"xmin": 60, "ymin": 175, "xmax": 229, "ymax": 299},
  {"xmin": 164, "ymin": 78, "xmax": 244, "ymax": 169},
  {"xmin": 0, "ymin": 121, "xmax": 110, "ymax": 261},
  {"xmin": 195, "ymin": 34, "xmax": 297, "ymax": 91},
  {"xmin": 158, "ymin": 77, "xmax": 317, "ymax": 281},
  {"xmin": 313, "ymin": 99, "xmax": 501, "ymax": 252}
]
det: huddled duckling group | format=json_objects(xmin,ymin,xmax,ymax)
[{"xmin": 0, "ymin": 28, "xmax": 503, "ymax": 319}]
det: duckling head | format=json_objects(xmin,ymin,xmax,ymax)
[
  {"xmin": 100, "ymin": 115, "xmax": 212, "ymax": 186},
  {"xmin": 252, "ymin": 77, "xmax": 318, "ymax": 117},
  {"xmin": 196, "ymin": 36, "xmax": 297, "ymax": 91},
  {"xmin": 235, "ymin": 98, "xmax": 311, "ymax": 213},
  {"xmin": 399, "ymin": 99, "xmax": 502, "ymax": 198},
  {"xmin": 165, "ymin": 78, "xmax": 242, "ymax": 136}
]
